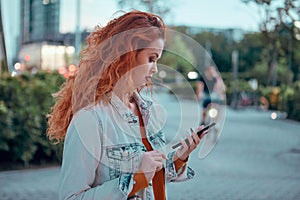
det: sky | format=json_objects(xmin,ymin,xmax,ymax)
[
  {"xmin": 60, "ymin": 0, "xmax": 261, "ymax": 33},
  {"xmin": 1, "ymin": 0, "xmax": 261, "ymax": 69}
]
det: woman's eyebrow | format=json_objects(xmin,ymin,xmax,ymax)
[{"xmin": 149, "ymin": 52, "xmax": 160, "ymax": 59}]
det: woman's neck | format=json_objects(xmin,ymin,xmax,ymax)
[
  {"xmin": 128, "ymin": 98, "xmax": 147, "ymax": 138},
  {"xmin": 113, "ymin": 89, "xmax": 134, "ymax": 105},
  {"xmin": 128, "ymin": 100, "xmax": 139, "ymax": 116}
]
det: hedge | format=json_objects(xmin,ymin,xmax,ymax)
[
  {"xmin": 0, "ymin": 72, "xmax": 65, "ymax": 166},
  {"xmin": 222, "ymin": 73, "xmax": 300, "ymax": 121}
]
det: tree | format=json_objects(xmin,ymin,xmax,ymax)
[
  {"xmin": 116, "ymin": 0, "xmax": 172, "ymax": 19},
  {"xmin": 159, "ymin": 33, "xmax": 196, "ymax": 76},
  {"xmin": 237, "ymin": 32, "xmax": 264, "ymax": 72},
  {"xmin": 192, "ymin": 32, "xmax": 234, "ymax": 72},
  {"xmin": 242, "ymin": 0, "xmax": 300, "ymax": 85}
]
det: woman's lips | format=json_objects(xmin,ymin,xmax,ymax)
[{"xmin": 145, "ymin": 76, "xmax": 152, "ymax": 82}]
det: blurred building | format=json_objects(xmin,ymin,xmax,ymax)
[
  {"xmin": 17, "ymin": 0, "xmax": 90, "ymax": 74},
  {"xmin": 0, "ymin": 0, "xmax": 92, "ymax": 76},
  {"xmin": 19, "ymin": 0, "xmax": 70, "ymax": 72},
  {"xmin": 21, "ymin": 0, "xmax": 60, "ymax": 44}
]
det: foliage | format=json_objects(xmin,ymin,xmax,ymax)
[
  {"xmin": 1, "ymin": 59, "xmax": 8, "ymax": 75},
  {"xmin": 246, "ymin": 58, "xmax": 294, "ymax": 86},
  {"xmin": 159, "ymin": 34, "xmax": 196, "ymax": 77},
  {"xmin": 166, "ymin": 23, "xmax": 299, "ymax": 120},
  {"xmin": 192, "ymin": 31, "xmax": 235, "ymax": 72},
  {"xmin": 287, "ymin": 81, "xmax": 300, "ymax": 120},
  {"xmin": 222, "ymin": 72, "xmax": 300, "ymax": 121},
  {"xmin": 236, "ymin": 33, "xmax": 264, "ymax": 72},
  {"xmin": 241, "ymin": 0, "xmax": 300, "ymax": 85},
  {"xmin": 0, "ymin": 71, "xmax": 65, "ymax": 166}
]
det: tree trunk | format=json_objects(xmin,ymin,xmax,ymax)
[
  {"xmin": 270, "ymin": 52, "xmax": 278, "ymax": 86},
  {"xmin": 266, "ymin": 37, "xmax": 279, "ymax": 86}
]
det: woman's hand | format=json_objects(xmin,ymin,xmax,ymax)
[
  {"xmin": 175, "ymin": 126, "xmax": 207, "ymax": 161},
  {"xmin": 139, "ymin": 150, "xmax": 167, "ymax": 182}
]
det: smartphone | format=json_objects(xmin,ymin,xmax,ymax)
[{"xmin": 171, "ymin": 122, "xmax": 216, "ymax": 149}]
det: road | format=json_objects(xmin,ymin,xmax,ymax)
[{"xmin": 0, "ymin": 92, "xmax": 300, "ymax": 200}]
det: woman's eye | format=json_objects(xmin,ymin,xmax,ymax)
[{"xmin": 149, "ymin": 57, "xmax": 156, "ymax": 63}]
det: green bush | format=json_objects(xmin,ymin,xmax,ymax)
[
  {"xmin": 284, "ymin": 81, "xmax": 300, "ymax": 121},
  {"xmin": 255, "ymin": 83, "xmax": 300, "ymax": 121},
  {"xmin": 0, "ymin": 71, "xmax": 65, "ymax": 166},
  {"xmin": 222, "ymin": 73, "xmax": 300, "ymax": 121}
]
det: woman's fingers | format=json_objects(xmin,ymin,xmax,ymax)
[
  {"xmin": 151, "ymin": 152, "xmax": 165, "ymax": 171},
  {"xmin": 140, "ymin": 150, "xmax": 167, "ymax": 182},
  {"xmin": 184, "ymin": 133, "xmax": 198, "ymax": 149},
  {"xmin": 147, "ymin": 151, "xmax": 167, "ymax": 167},
  {"xmin": 150, "ymin": 150, "xmax": 167, "ymax": 160},
  {"xmin": 180, "ymin": 138, "xmax": 189, "ymax": 149},
  {"xmin": 180, "ymin": 130, "xmax": 202, "ymax": 151},
  {"xmin": 196, "ymin": 125, "xmax": 208, "ymax": 139},
  {"xmin": 192, "ymin": 132, "xmax": 201, "ymax": 144},
  {"xmin": 176, "ymin": 126, "xmax": 208, "ymax": 161},
  {"xmin": 161, "ymin": 153, "xmax": 168, "ymax": 160},
  {"xmin": 196, "ymin": 125, "xmax": 204, "ymax": 131}
]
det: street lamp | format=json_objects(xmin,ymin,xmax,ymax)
[
  {"xmin": 74, "ymin": 0, "xmax": 81, "ymax": 65},
  {"xmin": 187, "ymin": 71, "xmax": 198, "ymax": 80}
]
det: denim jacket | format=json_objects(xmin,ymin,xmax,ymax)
[{"xmin": 59, "ymin": 91, "xmax": 195, "ymax": 200}]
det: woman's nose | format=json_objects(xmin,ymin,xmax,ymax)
[{"xmin": 151, "ymin": 63, "xmax": 158, "ymax": 74}]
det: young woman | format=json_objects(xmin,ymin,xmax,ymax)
[{"xmin": 47, "ymin": 10, "xmax": 205, "ymax": 200}]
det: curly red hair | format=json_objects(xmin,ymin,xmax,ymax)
[{"xmin": 47, "ymin": 10, "xmax": 166, "ymax": 143}]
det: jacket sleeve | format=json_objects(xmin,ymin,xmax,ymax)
[
  {"xmin": 59, "ymin": 109, "xmax": 134, "ymax": 200},
  {"xmin": 165, "ymin": 151, "xmax": 195, "ymax": 182}
]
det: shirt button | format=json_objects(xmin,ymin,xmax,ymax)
[{"xmin": 122, "ymin": 151, "xmax": 128, "ymax": 157}]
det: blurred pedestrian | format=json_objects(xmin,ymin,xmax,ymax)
[
  {"xmin": 47, "ymin": 10, "xmax": 206, "ymax": 200},
  {"xmin": 196, "ymin": 66, "xmax": 224, "ymax": 124}
]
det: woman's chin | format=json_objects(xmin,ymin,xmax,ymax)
[{"xmin": 135, "ymin": 84, "xmax": 147, "ymax": 91}]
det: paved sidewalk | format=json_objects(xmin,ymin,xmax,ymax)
[
  {"xmin": 167, "ymin": 108, "xmax": 300, "ymax": 200},
  {"xmin": 1, "ymin": 95, "xmax": 300, "ymax": 199},
  {"xmin": 0, "ymin": 167, "xmax": 60, "ymax": 200}
]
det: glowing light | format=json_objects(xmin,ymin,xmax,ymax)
[
  {"xmin": 187, "ymin": 71, "xmax": 198, "ymax": 80},
  {"xmin": 294, "ymin": 21, "xmax": 300, "ymax": 28},
  {"xmin": 271, "ymin": 112, "xmax": 277, "ymax": 120},
  {"xmin": 58, "ymin": 67, "xmax": 67, "ymax": 75},
  {"xmin": 43, "ymin": 0, "xmax": 49, "ymax": 5},
  {"xmin": 11, "ymin": 71, "xmax": 17, "ymax": 77},
  {"xmin": 159, "ymin": 70, "xmax": 167, "ymax": 78},
  {"xmin": 68, "ymin": 64, "xmax": 77, "ymax": 72},
  {"xmin": 24, "ymin": 54, "xmax": 30, "ymax": 62},
  {"xmin": 66, "ymin": 46, "xmax": 75, "ymax": 54},
  {"xmin": 208, "ymin": 108, "xmax": 218, "ymax": 118},
  {"xmin": 14, "ymin": 63, "xmax": 21, "ymax": 70}
]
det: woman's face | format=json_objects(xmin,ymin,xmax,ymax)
[{"xmin": 132, "ymin": 38, "xmax": 164, "ymax": 89}]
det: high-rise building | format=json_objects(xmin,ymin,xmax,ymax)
[
  {"xmin": 1, "ymin": 0, "xmax": 21, "ymax": 72},
  {"xmin": 18, "ymin": 0, "xmax": 77, "ymax": 72},
  {"xmin": 21, "ymin": 0, "xmax": 60, "ymax": 44},
  {"xmin": 0, "ymin": 1, "xmax": 8, "ymax": 74}
]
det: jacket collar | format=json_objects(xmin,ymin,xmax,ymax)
[
  {"xmin": 106, "ymin": 91, "xmax": 153, "ymax": 125},
  {"xmin": 132, "ymin": 91, "xmax": 152, "ymax": 126}
]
